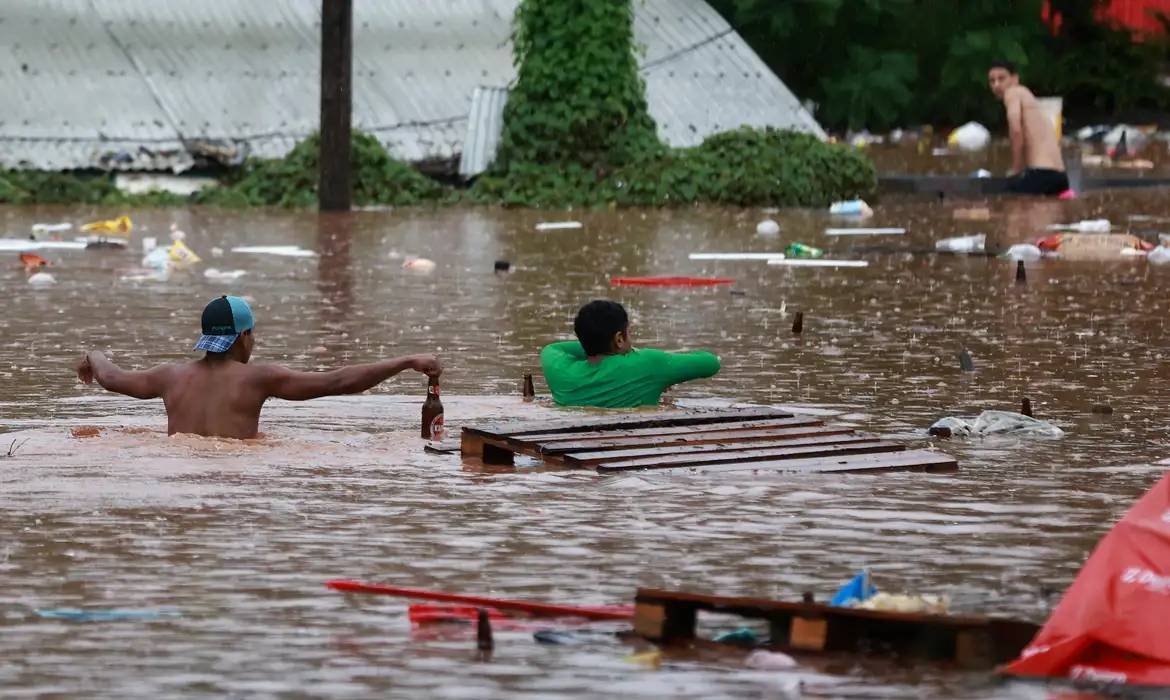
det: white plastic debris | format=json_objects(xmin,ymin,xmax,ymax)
[
  {"xmin": 767, "ymin": 258, "xmax": 868, "ymax": 268},
  {"xmin": 114, "ymin": 173, "xmax": 217, "ymax": 196},
  {"xmin": 402, "ymin": 257, "xmax": 436, "ymax": 273},
  {"xmin": 948, "ymin": 122, "xmax": 991, "ymax": 152},
  {"xmin": 857, "ymin": 593, "xmax": 949, "ymax": 614},
  {"xmin": 689, "ymin": 253, "xmax": 786, "ymax": 261},
  {"xmin": 935, "ymin": 233, "xmax": 986, "ymax": 253},
  {"xmin": 744, "ymin": 649, "xmax": 798, "ymax": 670},
  {"xmin": 1048, "ymin": 219, "xmax": 1111, "ymax": 232},
  {"xmin": 0, "ymin": 239, "xmax": 86, "ymax": 252},
  {"xmin": 1148, "ymin": 245, "xmax": 1170, "ymax": 265},
  {"xmin": 535, "ymin": 221, "xmax": 583, "ymax": 231},
  {"xmin": 203, "ymin": 268, "xmax": 247, "ymax": 281},
  {"xmin": 1004, "ymin": 244, "xmax": 1042, "ymax": 261},
  {"xmin": 210, "ymin": 247, "xmax": 224, "ymax": 258},
  {"xmin": 756, "ymin": 219, "xmax": 781, "ymax": 236},
  {"xmin": 829, "ymin": 200, "xmax": 873, "ymax": 218},
  {"xmin": 27, "ymin": 272, "xmax": 56, "ymax": 286},
  {"xmin": 929, "ymin": 411, "xmax": 1064, "ymax": 438},
  {"xmin": 972, "ymin": 168, "xmax": 993, "ymax": 178},
  {"xmin": 142, "ymin": 246, "xmax": 171, "ymax": 270},
  {"xmin": 142, "ymin": 237, "xmax": 157, "ymax": 254},
  {"xmin": 231, "ymin": 245, "xmax": 317, "ymax": 258},
  {"xmin": 31, "ymin": 222, "xmax": 72, "ymax": 237},
  {"xmin": 824, "ymin": 227, "xmax": 905, "ymax": 236}
]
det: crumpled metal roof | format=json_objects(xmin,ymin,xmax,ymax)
[{"xmin": 0, "ymin": 0, "xmax": 822, "ymax": 173}]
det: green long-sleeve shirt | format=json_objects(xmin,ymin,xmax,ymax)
[{"xmin": 539, "ymin": 341, "xmax": 721, "ymax": 408}]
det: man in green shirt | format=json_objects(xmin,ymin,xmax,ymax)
[{"xmin": 540, "ymin": 300, "xmax": 721, "ymax": 408}]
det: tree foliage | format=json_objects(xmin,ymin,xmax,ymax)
[{"xmin": 709, "ymin": 0, "xmax": 1170, "ymax": 130}]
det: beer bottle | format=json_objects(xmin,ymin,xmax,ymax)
[
  {"xmin": 522, "ymin": 373, "xmax": 535, "ymax": 401},
  {"xmin": 421, "ymin": 376, "xmax": 444, "ymax": 440}
]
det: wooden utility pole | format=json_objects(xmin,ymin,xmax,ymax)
[{"xmin": 319, "ymin": 0, "xmax": 353, "ymax": 211}]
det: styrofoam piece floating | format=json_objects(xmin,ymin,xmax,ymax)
[
  {"xmin": 824, "ymin": 228, "xmax": 906, "ymax": 236},
  {"xmin": 0, "ymin": 239, "xmax": 86, "ymax": 252},
  {"xmin": 203, "ymin": 268, "xmax": 247, "ymax": 281},
  {"xmin": 231, "ymin": 245, "xmax": 317, "ymax": 258},
  {"xmin": 27, "ymin": 272, "xmax": 57, "ymax": 285},
  {"xmin": 768, "ymin": 259, "xmax": 869, "ymax": 268},
  {"xmin": 755, "ymin": 219, "xmax": 780, "ymax": 235},
  {"xmin": 535, "ymin": 221, "xmax": 583, "ymax": 231},
  {"xmin": 689, "ymin": 253, "xmax": 786, "ymax": 261}
]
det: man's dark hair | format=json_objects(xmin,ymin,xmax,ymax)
[
  {"xmin": 989, "ymin": 59, "xmax": 1018, "ymax": 75},
  {"xmin": 574, "ymin": 300, "xmax": 628, "ymax": 356}
]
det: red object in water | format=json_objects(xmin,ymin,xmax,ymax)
[
  {"xmin": 408, "ymin": 605, "xmax": 508, "ymax": 624},
  {"xmin": 325, "ymin": 580, "xmax": 634, "ymax": 621},
  {"xmin": 19, "ymin": 252, "xmax": 49, "ymax": 271},
  {"xmin": 609, "ymin": 276, "xmax": 735, "ymax": 287},
  {"xmin": 1037, "ymin": 233, "xmax": 1064, "ymax": 251},
  {"xmin": 1001, "ymin": 472, "xmax": 1170, "ymax": 686}
]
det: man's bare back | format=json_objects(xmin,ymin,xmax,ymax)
[
  {"xmin": 1003, "ymin": 85, "xmax": 1063, "ymax": 172},
  {"xmin": 76, "ymin": 296, "xmax": 441, "ymax": 439}
]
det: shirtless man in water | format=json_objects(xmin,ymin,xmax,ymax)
[
  {"xmin": 988, "ymin": 60, "xmax": 1068, "ymax": 196},
  {"xmin": 76, "ymin": 295, "xmax": 441, "ymax": 439}
]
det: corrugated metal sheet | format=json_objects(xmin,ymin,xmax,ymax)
[
  {"xmin": 0, "ymin": 0, "xmax": 822, "ymax": 173},
  {"xmin": 458, "ymin": 86, "xmax": 509, "ymax": 178}
]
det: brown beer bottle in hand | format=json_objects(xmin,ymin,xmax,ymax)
[{"xmin": 421, "ymin": 376, "xmax": 444, "ymax": 440}]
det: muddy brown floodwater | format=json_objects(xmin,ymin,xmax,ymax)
[{"xmin": 2, "ymin": 192, "xmax": 1170, "ymax": 698}]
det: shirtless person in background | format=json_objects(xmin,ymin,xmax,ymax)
[
  {"xmin": 988, "ymin": 60, "xmax": 1069, "ymax": 196},
  {"xmin": 76, "ymin": 295, "xmax": 441, "ymax": 439}
]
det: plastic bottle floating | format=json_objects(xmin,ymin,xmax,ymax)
[
  {"xmin": 80, "ymin": 215, "xmax": 133, "ymax": 236},
  {"xmin": 19, "ymin": 252, "xmax": 49, "ymax": 272}
]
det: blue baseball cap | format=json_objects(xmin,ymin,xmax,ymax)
[{"xmin": 194, "ymin": 295, "xmax": 254, "ymax": 353}]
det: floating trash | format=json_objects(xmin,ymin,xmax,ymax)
[
  {"xmin": 535, "ymin": 221, "xmax": 583, "ymax": 231},
  {"xmin": 231, "ymin": 245, "xmax": 317, "ymax": 258},
  {"xmin": 824, "ymin": 228, "xmax": 905, "ymax": 236},
  {"xmin": 744, "ymin": 649, "xmax": 798, "ymax": 670},
  {"xmin": 35, "ymin": 608, "xmax": 181, "ymax": 622},
  {"xmin": 27, "ymin": 272, "xmax": 56, "ymax": 286},
  {"xmin": 935, "ymin": 233, "xmax": 986, "ymax": 254},
  {"xmin": 755, "ymin": 219, "xmax": 780, "ymax": 236},
  {"xmin": 1003, "ymin": 244, "xmax": 1042, "ymax": 261},
  {"xmin": 768, "ymin": 259, "xmax": 868, "ymax": 268},
  {"xmin": 31, "ymin": 222, "xmax": 72, "ymax": 237},
  {"xmin": 828, "ymin": 199, "xmax": 873, "ymax": 218},
  {"xmin": 688, "ymin": 253, "xmax": 785, "ymax": 261},
  {"xmin": 203, "ymin": 268, "xmax": 247, "ymax": 281},
  {"xmin": 402, "ymin": 258, "xmax": 436, "ymax": 273},
  {"xmin": 80, "ymin": 215, "xmax": 132, "ymax": 236},
  {"xmin": 928, "ymin": 411, "xmax": 1064, "ymax": 438},
  {"xmin": 948, "ymin": 121, "xmax": 991, "ymax": 152}
]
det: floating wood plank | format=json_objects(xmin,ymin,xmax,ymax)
[
  {"xmin": 468, "ymin": 407, "xmax": 793, "ymax": 439},
  {"xmin": 634, "ymin": 588, "xmax": 1038, "ymax": 669},
  {"xmin": 627, "ymin": 449, "xmax": 957, "ymax": 476},
  {"xmin": 592, "ymin": 440, "xmax": 903, "ymax": 473},
  {"xmin": 514, "ymin": 417, "xmax": 823, "ymax": 445},
  {"xmin": 534, "ymin": 425, "xmax": 854, "ymax": 456},
  {"xmin": 561, "ymin": 432, "xmax": 877, "ymax": 468}
]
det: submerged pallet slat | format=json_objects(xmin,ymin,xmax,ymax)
[
  {"xmin": 514, "ymin": 416, "xmax": 819, "ymax": 444},
  {"xmin": 590, "ymin": 440, "xmax": 903, "ymax": 473},
  {"xmin": 634, "ymin": 588, "xmax": 1039, "ymax": 669},
  {"xmin": 607, "ymin": 449, "xmax": 958, "ymax": 476},
  {"xmin": 460, "ymin": 407, "xmax": 957, "ymax": 475},
  {"xmin": 467, "ymin": 407, "xmax": 794, "ymax": 439},
  {"xmin": 561, "ymin": 433, "xmax": 878, "ymax": 468}
]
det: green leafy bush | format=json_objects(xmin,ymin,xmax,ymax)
[
  {"xmin": 0, "ymin": 170, "xmax": 185, "ymax": 206},
  {"xmin": 474, "ymin": 0, "xmax": 874, "ymax": 208},
  {"xmin": 196, "ymin": 131, "xmax": 447, "ymax": 208}
]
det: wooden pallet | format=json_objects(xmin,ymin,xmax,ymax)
[
  {"xmin": 634, "ymin": 588, "xmax": 1038, "ymax": 669},
  {"xmin": 460, "ymin": 407, "xmax": 956, "ymax": 474}
]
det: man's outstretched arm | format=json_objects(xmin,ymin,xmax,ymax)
[
  {"xmin": 77, "ymin": 351, "xmax": 174, "ymax": 400},
  {"xmin": 1005, "ymin": 89, "xmax": 1025, "ymax": 175},
  {"xmin": 258, "ymin": 354, "xmax": 441, "ymax": 401}
]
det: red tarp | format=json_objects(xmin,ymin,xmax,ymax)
[{"xmin": 1002, "ymin": 471, "xmax": 1170, "ymax": 686}]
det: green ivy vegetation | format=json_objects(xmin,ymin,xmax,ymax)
[
  {"xmin": 709, "ymin": 0, "xmax": 1170, "ymax": 131},
  {"xmin": 195, "ymin": 131, "xmax": 448, "ymax": 208},
  {"xmin": 473, "ymin": 0, "xmax": 873, "ymax": 207},
  {"xmin": 0, "ymin": 170, "xmax": 185, "ymax": 206}
]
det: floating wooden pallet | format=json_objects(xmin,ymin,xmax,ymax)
[
  {"xmin": 460, "ymin": 407, "xmax": 956, "ymax": 474},
  {"xmin": 634, "ymin": 588, "xmax": 1039, "ymax": 670}
]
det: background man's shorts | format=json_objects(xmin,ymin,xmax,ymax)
[{"xmin": 1008, "ymin": 168, "xmax": 1069, "ymax": 196}]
